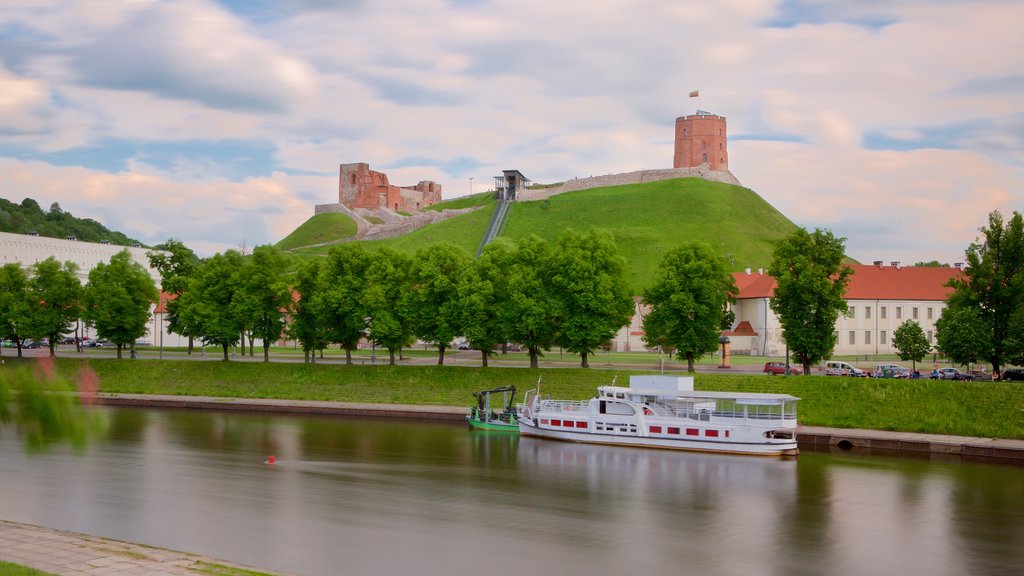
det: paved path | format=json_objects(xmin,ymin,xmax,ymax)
[{"xmin": 0, "ymin": 520, "xmax": 292, "ymax": 575}]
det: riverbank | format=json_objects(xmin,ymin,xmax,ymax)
[
  {"xmin": 0, "ymin": 519, "xmax": 291, "ymax": 576},
  {"xmin": 95, "ymin": 392, "xmax": 1024, "ymax": 464}
]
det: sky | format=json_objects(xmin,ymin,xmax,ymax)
[{"xmin": 0, "ymin": 0, "xmax": 1021, "ymax": 262}]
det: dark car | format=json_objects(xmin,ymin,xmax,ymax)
[
  {"xmin": 1001, "ymin": 368, "xmax": 1024, "ymax": 382},
  {"xmin": 763, "ymin": 361, "xmax": 802, "ymax": 375}
]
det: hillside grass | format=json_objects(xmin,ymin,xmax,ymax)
[
  {"xmin": 423, "ymin": 192, "xmax": 495, "ymax": 211},
  {"xmin": 504, "ymin": 178, "xmax": 798, "ymax": 292},
  {"xmin": 276, "ymin": 212, "xmax": 358, "ymax": 251},
  {"xmin": 31, "ymin": 358, "xmax": 1024, "ymax": 440}
]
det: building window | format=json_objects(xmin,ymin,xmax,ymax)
[
  {"xmin": 927, "ymin": 307, "xmax": 933, "ymax": 320},
  {"xmin": 881, "ymin": 307, "xmax": 887, "ymax": 319},
  {"xmin": 702, "ymin": 153, "xmax": 707, "ymax": 162},
  {"xmin": 896, "ymin": 306, "xmax": 902, "ymax": 319},
  {"xmin": 881, "ymin": 330, "xmax": 887, "ymax": 344},
  {"xmin": 927, "ymin": 330, "xmax": 933, "ymax": 343},
  {"xmin": 683, "ymin": 128, "xmax": 687, "ymax": 136},
  {"xmin": 833, "ymin": 331, "xmax": 839, "ymax": 343},
  {"xmin": 701, "ymin": 141, "xmax": 706, "ymax": 150},
  {"xmin": 849, "ymin": 331, "xmax": 856, "ymax": 345},
  {"xmin": 865, "ymin": 306, "xmax": 871, "ymax": 319},
  {"xmin": 913, "ymin": 307, "xmax": 919, "ymax": 320},
  {"xmin": 849, "ymin": 306, "xmax": 856, "ymax": 318},
  {"xmin": 865, "ymin": 331, "xmax": 871, "ymax": 345}
]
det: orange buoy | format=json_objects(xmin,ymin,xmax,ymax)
[{"xmin": 266, "ymin": 455, "xmax": 276, "ymax": 464}]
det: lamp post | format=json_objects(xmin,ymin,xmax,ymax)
[
  {"xmin": 469, "ymin": 177, "xmax": 474, "ymax": 195},
  {"xmin": 718, "ymin": 335, "xmax": 731, "ymax": 369}
]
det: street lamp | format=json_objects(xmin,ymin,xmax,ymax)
[{"xmin": 469, "ymin": 177, "xmax": 474, "ymax": 195}]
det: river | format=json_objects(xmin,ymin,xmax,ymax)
[{"xmin": 1, "ymin": 406, "xmax": 1022, "ymax": 576}]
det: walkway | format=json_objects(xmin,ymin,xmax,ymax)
[{"xmin": 0, "ymin": 519, "xmax": 292, "ymax": 575}]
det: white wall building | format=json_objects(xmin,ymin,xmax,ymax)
[{"xmin": 0, "ymin": 231, "xmax": 173, "ymax": 345}]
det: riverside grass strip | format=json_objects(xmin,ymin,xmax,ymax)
[{"xmin": 20, "ymin": 358, "xmax": 1024, "ymax": 440}]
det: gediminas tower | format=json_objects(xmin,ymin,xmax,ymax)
[{"xmin": 673, "ymin": 111, "xmax": 728, "ymax": 171}]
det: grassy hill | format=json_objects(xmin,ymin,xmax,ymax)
[
  {"xmin": 283, "ymin": 178, "xmax": 799, "ymax": 291},
  {"xmin": 276, "ymin": 212, "xmax": 359, "ymax": 251}
]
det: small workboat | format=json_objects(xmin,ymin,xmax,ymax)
[
  {"xmin": 517, "ymin": 375, "xmax": 799, "ymax": 457},
  {"xmin": 467, "ymin": 385, "xmax": 519, "ymax": 431}
]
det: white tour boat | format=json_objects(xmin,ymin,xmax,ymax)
[{"xmin": 517, "ymin": 375, "xmax": 799, "ymax": 457}]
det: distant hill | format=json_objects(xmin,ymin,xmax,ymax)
[
  {"xmin": 281, "ymin": 178, "xmax": 800, "ymax": 292},
  {"xmin": 0, "ymin": 197, "xmax": 145, "ymax": 247},
  {"xmin": 276, "ymin": 212, "xmax": 359, "ymax": 251}
]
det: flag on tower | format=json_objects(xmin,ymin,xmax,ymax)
[{"xmin": 689, "ymin": 90, "xmax": 699, "ymax": 98}]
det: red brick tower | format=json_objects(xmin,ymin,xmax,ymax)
[{"xmin": 673, "ymin": 111, "xmax": 728, "ymax": 170}]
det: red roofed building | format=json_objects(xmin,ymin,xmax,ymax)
[{"xmin": 728, "ymin": 263, "xmax": 962, "ymax": 357}]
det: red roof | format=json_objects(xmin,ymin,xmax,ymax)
[
  {"xmin": 724, "ymin": 320, "xmax": 758, "ymax": 336},
  {"xmin": 733, "ymin": 265, "xmax": 962, "ymax": 302},
  {"xmin": 153, "ymin": 291, "xmax": 177, "ymax": 314}
]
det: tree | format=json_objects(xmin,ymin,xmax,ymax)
[
  {"xmin": 26, "ymin": 257, "xmax": 82, "ymax": 357},
  {"xmin": 363, "ymin": 248, "xmax": 412, "ymax": 365},
  {"xmin": 178, "ymin": 251, "xmax": 245, "ymax": 360},
  {"xmin": 289, "ymin": 259, "xmax": 327, "ymax": 363},
  {"xmin": 942, "ymin": 210, "xmax": 1024, "ymax": 373},
  {"xmin": 549, "ymin": 230, "xmax": 634, "ymax": 368},
  {"xmin": 405, "ymin": 243, "xmax": 470, "ymax": 365},
  {"xmin": 461, "ymin": 242, "xmax": 513, "ymax": 367},
  {"xmin": 891, "ymin": 320, "xmax": 931, "ymax": 370},
  {"xmin": 0, "ymin": 263, "xmax": 30, "ymax": 357},
  {"xmin": 935, "ymin": 306, "xmax": 990, "ymax": 369},
  {"xmin": 317, "ymin": 243, "xmax": 372, "ymax": 364},
  {"xmin": 642, "ymin": 243, "xmax": 737, "ymax": 372},
  {"xmin": 82, "ymin": 251, "xmax": 158, "ymax": 358},
  {"xmin": 499, "ymin": 236, "xmax": 560, "ymax": 368},
  {"xmin": 768, "ymin": 228, "xmax": 852, "ymax": 375},
  {"xmin": 148, "ymin": 239, "xmax": 201, "ymax": 353},
  {"xmin": 233, "ymin": 246, "xmax": 292, "ymax": 362}
]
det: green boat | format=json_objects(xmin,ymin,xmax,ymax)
[{"xmin": 467, "ymin": 385, "xmax": 519, "ymax": 432}]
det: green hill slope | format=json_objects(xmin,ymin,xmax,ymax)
[
  {"xmin": 503, "ymin": 179, "xmax": 797, "ymax": 290},
  {"xmin": 276, "ymin": 212, "xmax": 358, "ymax": 251},
  {"xmin": 284, "ymin": 178, "xmax": 799, "ymax": 291}
]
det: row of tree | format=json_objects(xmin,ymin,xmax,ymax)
[{"xmin": 0, "ymin": 252, "xmax": 157, "ymax": 358}]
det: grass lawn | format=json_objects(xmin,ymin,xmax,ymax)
[
  {"xmin": 26, "ymin": 357, "xmax": 1024, "ymax": 440},
  {"xmin": 275, "ymin": 212, "xmax": 357, "ymax": 251},
  {"xmin": 0, "ymin": 561, "xmax": 55, "ymax": 576}
]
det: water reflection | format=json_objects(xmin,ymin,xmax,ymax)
[{"xmin": 0, "ymin": 406, "xmax": 1022, "ymax": 576}]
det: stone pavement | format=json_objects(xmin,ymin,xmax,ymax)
[{"xmin": 0, "ymin": 520, "xmax": 292, "ymax": 576}]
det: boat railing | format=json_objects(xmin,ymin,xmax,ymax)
[
  {"xmin": 538, "ymin": 400, "xmax": 588, "ymax": 413},
  {"xmin": 654, "ymin": 404, "xmax": 797, "ymax": 423}
]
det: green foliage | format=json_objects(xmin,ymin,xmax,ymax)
[
  {"xmin": 768, "ymin": 228, "xmax": 852, "ymax": 373},
  {"xmin": 498, "ymin": 236, "xmax": 560, "ymax": 367},
  {"xmin": 0, "ymin": 263, "xmax": 30, "ymax": 355},
  {"xmin": 0, "ymin": 197, "xmax": 143, "ymax": 246},
  {"xmin": 82, "ymin": 251, "xmax": 158, "ymax": 357},
  {"xmin": 422, "ymin": 191, "xmax": 495, "ymax": 212},
  {"xmin": 316, "ymin": 243, "xmax": 373, "ymax": 362},
  {"xmin": 943, "ymin": 210, "xmax": 1024, "ymax": 372},
  {"xmin": 0, "ymin": 360, "xmax": 104, "ymax": 453},
  {"xmin": 233, "ymin": 246, "xmax": 292, "ymax": 362},
  {"xmin": 460, "ymin": 242, "xmax": 512, "ymax": 366},
  {"xmin": 0, "ymin": 560, "xmax": 59, "ymax": 575},
  {"xmin": 914, "ymin": 260, "xmax": 948, "ymax": 267},
  {"xmin": 405, "ymin": 243, "xmax": 472, "ymax": 364},
  {"xmin": 288, "ymin": 259, "xmax": 327, "ymax": 360},
  {"xmin": 550, "ymin": 229, "xmax": 634, "ymax": 367},
  {"xmin": 643, "ymin": 243, "xmax": 737, "ymax": 371},
  {"xmin": 363, "ymin": 249, "xmax": 413, "ymax": 364},
  {"xmin": 891, "ymin": 321, "xmax": 931, "ymax": 369},
  {"xmin": 179, "ymin": 251, "xmax": 246, "ymax": 359},
  {"xmin": 935, "ymin": 306, "xmax": 991, "ymax": 367},
  {"xmin": 275, "ymin": 212, "xmax": 358, "ymax": 251},
  {"xmin": 25, "ymin": 258, "xmax": 81, "ymax": 357}
]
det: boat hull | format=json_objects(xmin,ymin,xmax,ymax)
[
  {"xmin": 467, "ymin": 415, "xmax": 519, "ymax": 432},
  {"xmin": 518, "ymin": 419, "xmax": 798, "ymax": 457}
]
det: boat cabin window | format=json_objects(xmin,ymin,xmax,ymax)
[{"xmin": 599, "ymin": 400, "xmax": 636, "ymax": 416}]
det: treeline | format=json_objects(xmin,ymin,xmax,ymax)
[{"xmin": 0, "ymin": 197, "xmax": 143, "ymax": 246}]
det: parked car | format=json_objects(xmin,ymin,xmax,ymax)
[
  {"xmin": 932, "ymin": 367, "xmax": 967, "ymax": 380},
  {"xmin": 763, "ymin": 361, "xmax": 802, "ymax": 375},
  {"xmin": 1000, "ymin": 368, "xmax": 1024, "ymax": 381},
  {"xmin": 824, "ymin": 360, "xmax": 867, "ymax": 377},
  {"xmin": 874, "ymin": 364, "xmax": 909, "ymax": 378}
]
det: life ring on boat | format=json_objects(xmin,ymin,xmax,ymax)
[{"xmin": 643, "ymin": 406, "xmax": 652, "ymax": 416}]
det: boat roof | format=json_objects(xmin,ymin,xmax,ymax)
[{"xmin": 600, "ymin": 385, "xmax": 799, "ymax": 403}]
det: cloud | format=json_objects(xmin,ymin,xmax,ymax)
[
  {"xmin": 67, "ymin": 0, "xmax": 317, "ymax": 112},
  {"xmin": 0, "ymin": 158, "xmax": 317, "ymax": 256}
]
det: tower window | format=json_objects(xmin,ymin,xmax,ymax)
[
  {"xmin": 702, "ymin": 153, "xmax": 707, "ymax": 162},
  {"xmin": 701, "ymin": 141, "xmax": 706, "ymax": 150}
]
